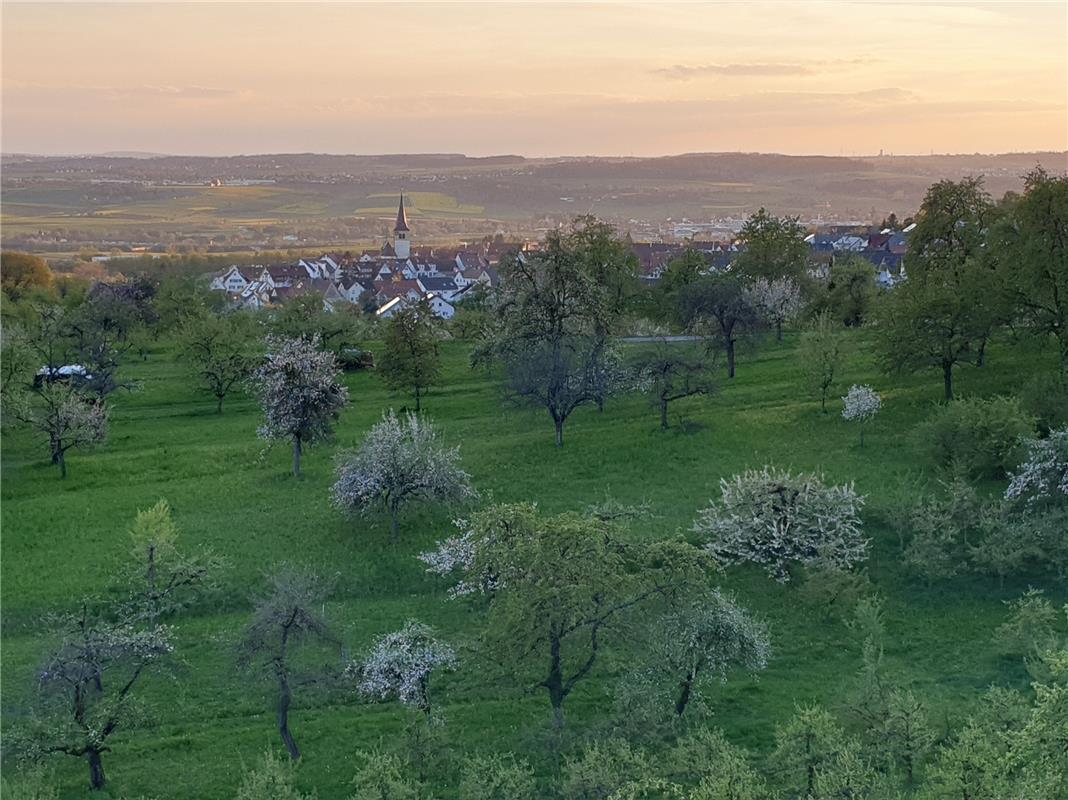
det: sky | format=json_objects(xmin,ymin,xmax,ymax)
[{"xmin": 2, "ymin": 1, "xmax": 1066, "ymax": 157}]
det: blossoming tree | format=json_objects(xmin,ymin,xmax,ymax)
[
  {"xmin": 333, "ymin": 410, "xmax": 476, "ymax": 541},
  {"xmin": 250, "ymin": 336, "xmax": 349, "ymax": 476},
  {"xmin": 349, "ymin": 620, "xmax": 456, "ymax": 718},
  {"xmin": 842, "ymin": 384, "xmax": 881, "ymax": 446},
  {"xmin": 694, "ymin": 467, "xmax": 867, "ymax": 582}
]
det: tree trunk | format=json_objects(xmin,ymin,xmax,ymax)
[
  {"xmin": 414, "ymin": 385, "xmax": 421, "ymax": 412},
  {"xmin": 389, "ymin": 503, "xmax": 400, "ymax": 543},
  {"xmin": 87, "ymin": 748, "xmax": 106, "ymax": 790},
  {"xmin": 292, "ymin": 436, "xmax": 302, "ymax": 477},
  {"xmin": 660, "ymin": 398, "xmax": 669, "ymax": 430},
  {"xmin": 726, "ymin": 339, "xmax": 736, "ymax": 379},
  {"xmin": 942, "ymin": 361, "xmax": 954, "ymax": 401},
  {"xmin": 553, "ymin": 417, "xmax": 564, "ymax": 448},
  {"xmin": 674, "ymin": 676, "xmax": 694, "ymax": 716},
  {"xmin": 278, "ymin": 681, "xmax": 300, "ymax": 760},
  {"xmin": 216, "ymin": 394, "xmax": 224, "ymax": 414},
  {"xmin": 545, "ymin": 634, "xmax": 566, "ymax": 730},
  {"xmin": 820, "ymin": 388, "xmax": 827, "ymax": 414},
  {"xmin": 55, "ymin": 448, "xmax": 67, "ymax": 479},
  {"xmin": 776, "ymin": 319, "xmax": 783, "ymax": 341}
]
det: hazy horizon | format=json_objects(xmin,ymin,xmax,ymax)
[{"xmin": 3, "ymin": 1, "xmax": 1065, "ymax": 158}]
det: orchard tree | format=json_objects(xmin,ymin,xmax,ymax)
[
  {"xmin": 271, "ymin": 294, "xmax": 368, "ymax": 357},
  {"xmin": 27, "ymin": 604, "xmax": 173, "ymax": 790},
  {"xmin": 631, "ymin": 339, "xmax": 716, "ymax": 430},
  {"xmin": 634, "ymin": 591, "xmax": 770, "ymax": 718},
  {"xmin": 841, "ymin": 385, "xmax": 882, "ymax": 446},
  {"xmin": 883, "ymin": 689, "xmax": 935, "ymax": 785},
  {"xmin": 693, "ymin": 467, "xmax": 868, "ymax": 581},
  {"xmin": 332, "ymin": 410, "xmax": 476, "ymax": 541},
  {"xmin": 735, "ymin": 208, "xmax": 809, "ymax": 283},
  {"xmin": 799, "ymin": 311, "xmax": 848, "ymax": 413},
  {"xmin": 123, "ymin": 499, "xmax": 220, "ymax": 624},
  {"xmin": 659, "ymin": 247, "xmax": 709, "ymax": 304},
  {"xmin": 482, "ymin": 216, "xmax": 637, "ymax": 445},
  {"xmin": 991, "ymin": 168, "xmax": 1068, "ymax": 372},
  {"xmin": 744, "ymin": 276, "xmax": 803, "ymax": 340},
  {"xmin": 676, "ymin": 274, "xmax": 759, "ymax": 379},
  {"xmin": 238, "ymin": 565, "xmax": 340, "ymax": 760},
  {"xmin": 824, "ymin": 254, "xmax": 877, "ymax": 327},
  {"xmin": 1, "ymin": 251, "xmax": 54, "ymax": 300},
  {"xmin": 250, "ymin": 336, "xmax": 349, "ymax": 476},
  {"xmin": 772, "ymin": 705, "xmax": 854, "ymax": 800},
  {"xmin": 1005, "ymin": 427, "xmax": 1068, "ymax": 507},
  {"xmin": 421, "ymin": 503, "xmax": 713, "ymax": 729},
  {"xmin": 349, "ymin": 620, "xmax": 457, "ymax": 718},
  {"xmin": 5, "ymin": 385, "xmax": 107, "ymax": 478},
  {"xmin": 379, "ymin": 302, "xmax": 441, "ymax": 412},
  {"xmin": 874, "ymin": 177, "xmax": 996, "ymax": 399},
  {"xmin": 179, "ymin": 312, "xmax": 257, "ymax": 413}
]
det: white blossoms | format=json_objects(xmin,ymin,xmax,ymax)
[
  {"xmin": 349, "ymin": 621, "xmax": 457, "ymax": 716},
  {"xmin": 842, "ymin": 384, "xmax": 881, "ymax": 445},
  {"xmin": 1005, "ymin": 427, "xmax": 1068, "ymax": 505}
]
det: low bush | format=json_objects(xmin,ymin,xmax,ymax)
[{"xmin": 915, "ymin": 396, "xmax": 1036, "ymax": 478}]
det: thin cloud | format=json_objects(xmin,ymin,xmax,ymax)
[{"xmin": 653, "ymin": 58, "xmax": 872, "ymax": 80}]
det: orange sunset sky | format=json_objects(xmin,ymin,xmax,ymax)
[{"xmin": 2, "ymin": 1, "xmax": 1066, "ymax": 157}]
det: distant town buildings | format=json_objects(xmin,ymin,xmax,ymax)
[{"xmin": 209, "ymin": 194, "xmax": 911, "ymax": 315}]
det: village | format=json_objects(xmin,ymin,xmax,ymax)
[{"xmin": 209, "ymin": 194, "xmax": 911, "ymax": 319}]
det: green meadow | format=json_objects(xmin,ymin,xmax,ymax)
[{"xmin": 1, "ymin": 332, "xmax": 1063, "ymax": 798}]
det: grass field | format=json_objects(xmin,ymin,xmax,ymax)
[{"xmin": 1, "ymin": 331, "xmax": 1063, "ymax": 798}]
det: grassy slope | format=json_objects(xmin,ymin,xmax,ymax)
[{"xmin": 1, "ymin": 332, "xmax": 1062, "ymax": 798}]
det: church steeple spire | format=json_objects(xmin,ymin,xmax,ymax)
[
  {"xmin": 393, "ymin": 193, "xmax": 410, "ymax": 233},
  {"xmin": 392, "ymin": 192, "xmax": 411, "ymax": 258}
]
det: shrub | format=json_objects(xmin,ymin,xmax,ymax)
[
  {"xmin": 459, "ymin": 753, "xmax": 538, "ymax": 800},
  {"xmin": 1019, "ymin": 372, "xmax": 1068, "ymax": 435},
  {"xmin": 349, "ymin": 751, "xmax": 423, "ymax": 800},
  {"xmin": 235, "ymin": 750, "xmax": 313, "ymax": 800},
  {"xmin": 563, "ymin": 738, "xmax": 651, "ymax": 800},
  {"xmin": 915, "ymin": 396, "xmax": 1036, "ymax": 478},
  {"xmin": 694, "ymin": 467, "xmax": 868, "ymax": 581}
]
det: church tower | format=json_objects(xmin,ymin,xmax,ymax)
[{"xmin": 393, "ymin": 193, "xmax": 411, "ymax": 259}]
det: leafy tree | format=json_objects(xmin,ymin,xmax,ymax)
[
  {"xmin": 459, "ymin": 753, "xmax": 538, "ymax": 800},
  {"xmin": 1, "ymin": 251, "xmax": 53, "ymax": 300},
  {"xmin": 151, "ymin": 274, "xmax": 223, "ymax": 335},
  {"xmin": 841, "ymin": 385, "xmax": 881, "ymax": 446},
  {"xmin": 883, "ymin": 689, "xmax": 935, "ymax": 785},
  {"xmin": 745, "ymin": 276, "xmax": 803, "ymax": 340},
  {"xmin": 235, "ymin": 750, "xmax": 314, "ymax": 800},
  {"xmin": 772, "ymin": 705, "xmax": 853, "ymax": 799},
  {"xmin": 179, "ymin": 312, "xmax": 257, "ymax": 413},
  {"xmin": 482, "ymin": 216, "xmax": 637, "ymax": 445},
  {"xmin": 676, "ymin": 274, "xmax": 759, "ymax": 379},
  {"xmin": 250, "ymin": 336, "xmax": 349, "ymax": 476},
  {"xmin": 824, "ymin": 254, "xmax": 877, "ymax": 327},
  {"xmin": 634, "ymin": 591, "xmax": 770, "ymax": 718},
  {"xmin": 659, "ymin": 247, "xmax": 709, "ymax": 304},
  {"xmin": 693, "ymin": 467, "xmax": 868, "ymax": 581},
  {"xmin": 631, "ymin": 339, "xmax": 717, "ymax": 429},
  {"xmin": 237, "ymin": 565, "xmax": 340, "ymax": 760},
  {"xmin": 799, "ymin": 311, "xmax": 849, "ymax": 413},
  {"xmin": 665, "ymin": 728, "xmax": 767, "ymax": 798},
  {"xmin": 423, "ymin": 504, "xmax": 713, "ymax": 728},
  {"xmin": 26, "ymin": 603, "xmax": 173, "ymax": 790},
  {"xmin": 4, "ymin": 384, "xmax": 107, "ymax": 478},
  {"xmin": 123, "ymin": 499, "xmax": 220, "ymax": 625},
  {"xmin": 379, "ymin": 302, "xmax": 441, "ymax": 412},
  {"xmin": 349, "ymin": 620, "xmax": 457, "ymax": 718},
  {"xmin": 991, "ymin": 168, "xmax": 1068, "ymax": 372},
  {"xmin": 271, "ymin": 294, "xmax": 367, "ymax": 357},
  {"xmin": 813, "ymin": 748, "xmax": 880, "ymax": 799},
  {"xmin": 349, "ymin": 751, "xmax": 425, "ymax": 800},
  {"xmin": 874, "ymin": 178, "xmax": 995, "ymax": 400},
  {"xmin": 563, "ymin": 738, "xmax": 651, "ymax": 800},
  {"xmin": 735, "ymin": 208, "xmax": 809, "ymax": 283},
  {"xmin": 333, "ymin": 410, "xmax": 476, "ymax": 540}
]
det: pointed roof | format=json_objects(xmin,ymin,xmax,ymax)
[{"xmin": 393, "ymin": 193, "xmax": 410, "ymax": 233}]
